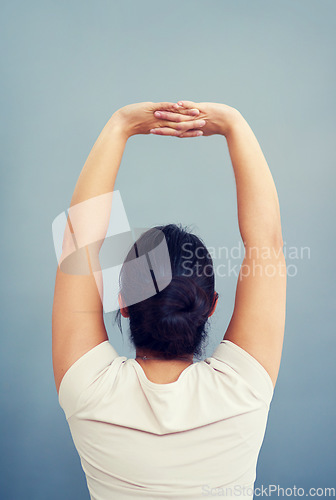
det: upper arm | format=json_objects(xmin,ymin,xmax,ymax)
[
  {"xmin": 52, "ymin": 246, "xmax": 108, "ymax": 395},
  {"xmin": 223, "ymin": 244, "xmax": 287, "ymax": 387}
]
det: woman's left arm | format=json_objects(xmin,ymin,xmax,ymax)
[{"xmin": 52, "ymin": 102, "xmax": 205, "ymax": 394}]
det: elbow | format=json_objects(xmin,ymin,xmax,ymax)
[
  {"xmin": 271, "ymin": 229, "xmax": 284, "ymax": 250},
  {"xmin": 243, "ymin": 226, "xmax": 284, "ymax": 251}
]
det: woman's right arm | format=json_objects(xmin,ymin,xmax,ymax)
[{"xmin": 173, "ymin": 101, "xmax": 287, "ymax": 388}]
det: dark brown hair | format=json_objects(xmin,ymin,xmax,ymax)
[{"xmin": 114, "ymin": 223, "xmax": 218, "ymax": 360}]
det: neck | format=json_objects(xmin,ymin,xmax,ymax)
[
  {"xmin": 134, "ymin": 350, "xmax": 194, "ymax": 385},
  {"xmin": 135, "ymin": 349, "xmax": 194, "ymax": 363}
]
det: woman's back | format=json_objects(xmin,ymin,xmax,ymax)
[{"xmin": 59, "ymin": 340, "xmax": 273, "ymax": 500}]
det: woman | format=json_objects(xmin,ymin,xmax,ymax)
[{"xmin": 52, "ymin": 100, "xmax": 287, "ymax": 499}]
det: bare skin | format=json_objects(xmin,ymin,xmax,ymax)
[{"xmin": 134, "ymin": 355, "xmax": 194, "ymax": 384}]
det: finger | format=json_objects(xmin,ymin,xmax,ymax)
[
  {"xmin": 177, "ymin": 130, "xmax": 203, "ymax": 138},
  {"xmin": 167, "ymin": 118, "xmax": 206, "ymax": 132},
  {"xmin": 154, "ymin": 102, "xmax": 199, "ymax": 116},
  {"xmin": 173, "ymin": 107, "xmax": 200, "ymax": 116},
  {"xmin": 155, "ymin": 105, "xmax": 199, "ymax": 117},
  {"xmin": 151, "ymin": 119, "xmax": 206, "ymax": 133},
  {"xmin": 155, "ymin": 102, "xmax": 186, "ymax": 112},
  {"xmin": 150, "ymin": 127, "xmax": 203, "ymax": 137},
  {"xmin": 154, "ymin": 110, "xmax": 199, "ymax": 122},
  {"xmin": 173, "ymin": 100, "xmax": 198, "ymax": 111},
  {"xmin": 174, "ymin": 106, "xmax": 200, "ymax": 116},
  {"xmin": 150, "ymin": 127, "xmax": 181, "ymax": 136}
]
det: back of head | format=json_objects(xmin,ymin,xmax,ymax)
[{"xmin": 114, "ymin": 223, "xmax": 217, "ymax": 360}]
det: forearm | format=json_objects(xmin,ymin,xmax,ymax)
[
  {"xmin": 70, "ymin": 115, "xmax": 128, "ymax": 206},
  {"xmin": 62, "ymin": 114, "xmax": 129, "ymax": 257},
  {"xmin": 225, "ymin": 111, "xmax": 283, "ymax": 248}
]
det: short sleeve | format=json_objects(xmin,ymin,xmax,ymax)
[
  {"xmin": 58, "ymin": 340, "xmax": 119, "ymax": 420},
  {"xmin": 205, "ymin": 340, "xmax": 274, "ymax": 407}
]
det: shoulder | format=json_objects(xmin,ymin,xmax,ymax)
[
  {"xmin": 202, "ymin": 340, "xmax": 274, "ymax": 407},
  {"xmin": 58, "ymin": 341, "xmax": 123, "ymax": 419}
]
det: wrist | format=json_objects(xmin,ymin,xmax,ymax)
[
  {"xmin": 218, "ymin": 106, "xmax": 242, "ymax": 137},
  {"xmin": 107, "ymin": 111, "xmax": 132, "ymax": 140}
]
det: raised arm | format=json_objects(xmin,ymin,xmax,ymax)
[
  {"xmin": 158, "ymin": 101, "xmax": 286, "ymax": 387},
  {"xmin": 52, "ymin": 102, "xmax": 206, "ymax": 393},
  {"xmin": 52, "ymin": 116, "xmax": 128, "ymax": 394},
  {"xmin": 222, "ymin": 109, "xmax": 286, "ymax": 387}
]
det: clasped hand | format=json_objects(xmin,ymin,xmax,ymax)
[
  {"xmin": 150, "ymin": 101, "xmax": 206, "ymax": 138},
  {"xmin": 112, "ymin": 101, "xmax": 205, "ymax": 139},
  {"xmin": 112, "ymin": 100, "xmax": 236, "ymax": 139}
]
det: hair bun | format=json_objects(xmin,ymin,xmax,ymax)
[
  {"xmin": 148, "ymin": 276, "xmax": 211, "ymax": 355},
  {"xmin": 160, "ymin": 276, "xmax": 210, "ymax": 321}
]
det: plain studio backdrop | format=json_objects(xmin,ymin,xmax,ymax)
[{"xmin": 1, "ymin": 1, "xmax": 335, "ymax": 498}]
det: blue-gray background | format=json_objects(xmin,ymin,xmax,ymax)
[{"xmin": 1, "ymin": 1, "xmax": 335, "ymax": 498}]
